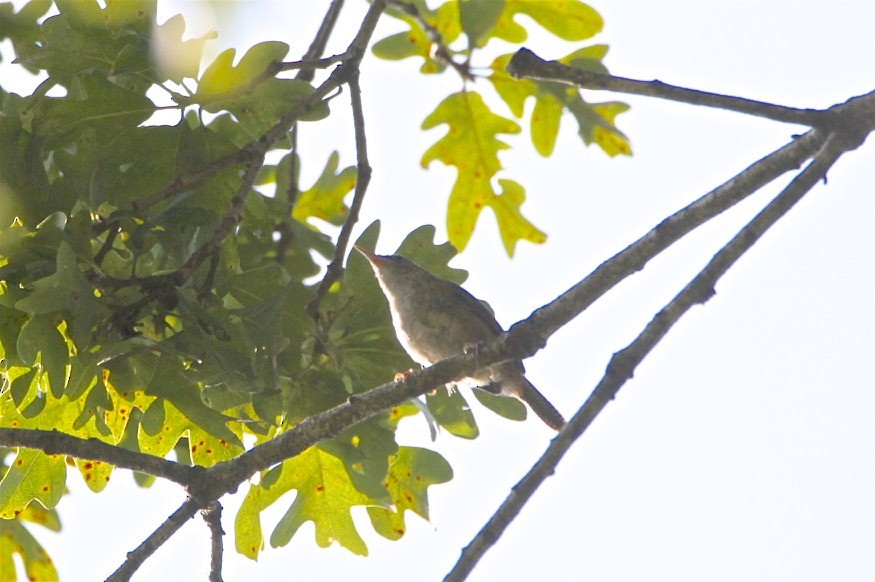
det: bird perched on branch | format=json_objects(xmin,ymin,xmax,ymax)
[{"xmin": 355, "ymin": 245, "xmax": 565, "ymax": 431}]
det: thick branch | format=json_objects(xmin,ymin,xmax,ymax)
[
  {"xmin": 446, "ymin": 132, "xmax": 848, "ymax": 582},
  {"xmin": 0, "ymin": 428, "xmax": 196, "ymax": 486},
  {"xmin": 505, "ymin": 129, "xmax": 824, "ymax": 357}
]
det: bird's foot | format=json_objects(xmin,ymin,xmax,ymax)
[
  {"xmin": 394, "ymin": 369, "xmax": 442, "ymax": 395},
  {"xmin": 462, "ymin": 341, "xmax": 487, "ymax": 355},
  {"xmin": 393, "ymin": 369, "xmax": 416, "ymax": 382}
]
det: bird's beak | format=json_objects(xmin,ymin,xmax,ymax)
[{"xmin": 353, "ymin": 244, "xmax": 379, "ymax": 264}]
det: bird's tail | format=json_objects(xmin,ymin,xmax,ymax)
[{"xmin": 506, "ymin": 376, "xmax": 566, "ymax": 432}]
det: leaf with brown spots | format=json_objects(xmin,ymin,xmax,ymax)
[
  {"xmin": 235, "ymin": 446, "xmax": 379, "ymax": 558},
  {"xmin": 0, "ymin": 517, "xmax": 60, "ymax": 582},
  {"xmin": 0, "ymin": 449, "xmax": 66, "ymax": 519},
  {"xmin": 422, "ymin": 90, "xmax": 547, "ymax": 256},
  {"xmin": 367, "ymin": 447, "xmax": 453, "ymax": 541}
]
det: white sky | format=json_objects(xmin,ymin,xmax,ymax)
[{"xmin": 4, "ymin": 1, "xmax": 873, "ymax": 581}]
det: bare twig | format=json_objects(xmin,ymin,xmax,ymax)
[
  {"xmin": 506, "ymin": 48, "xmax": 826, "ymax": 127},
  {"xmin": 130, "ymin": 147, "xmax": 260, "ymax": 215},
  {"xmin": 176, "ymin": 158, "xmax": 264, "ymax": 285},
  {"xmin": 105, "ymin": 498, "xmax": 201, "ymax": 582},
  {"xmin": 93, "ymin": 223, "xmax": 120, "ymax": 266},
  {"xmin": 276, "ymin": 52, "xmax": 350, "ymax": 73},
  {"xmin": 306, "ymin": 70, "xmax": 372, "ymax": 319},
  {"xmin": 445, "ymin": 132, "xmax": 848, "ymax": 582},
  {"xmin": 276, "ymin": 1, "xmax": 345, "ymax": 261},
  {"xmin": 202, "ymin": 502, "xmax": 225, "ymax": 582},
  {"xmin": 295, "ymin": 0, "xmax": 346, "ymax": 83}
]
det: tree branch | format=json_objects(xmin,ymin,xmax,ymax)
[
  {"xmin": 507, "ymin": 48, "xmax": 826, "ymax": 127},
  {"xmin": 202, "ymin": 501, "xmax": 225, "ymax": 582},
  {"xmin": 294, "ymin": 0, "xmax": 346, "ymax": 83},
  {"xmin": 105, "ymin": 498, "xmax": 201, "ymax": 582},
  {"xmin": 506, "ymin": 128, "xmax": 823, "ymax": 354},
  {"xmin": 307, "ymin": 70, "xmax": 372, "ymax": 319},
  {"xmin": 0, "ymin": 428, "xmax": 196, "ymax": 486},
  {"xmin": 445, "ymin": 132, "xmax": 849, "ymax": 581}
]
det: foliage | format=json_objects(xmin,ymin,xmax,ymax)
[
  {"xmin": 0, "ymin": 0, "xmax": 625, "ymax": 576},
  {"xmin": 373, "ymin": 0, "xmax": 630, "ymax": 254}
]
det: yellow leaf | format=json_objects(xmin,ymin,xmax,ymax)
[
  {"xmin": 493, "ymin": 0, "xmax": 603, "ymax": 43},
  {"xmin": 421, "ymin": 91, "xmax": 544, "ymax": 253},
  {"xmin": 293, "ymin": 152, "xmax": 357, "ymax": 226}
]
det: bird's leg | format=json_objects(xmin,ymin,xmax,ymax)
[
  {"xmin": 393, "ymin": 369, "xmax": 416, "ymax": 382},
  {"xmin": 394, "ymin": 367, "xmax": 449, "ymax": 395}
]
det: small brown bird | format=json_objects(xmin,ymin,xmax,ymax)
[{"xmin": 355, "ymin": 245, "xmax": 565, "ymax": 431}]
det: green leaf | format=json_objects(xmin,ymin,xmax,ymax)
[
  {"xmin": 460, "ymin": 0, "xmax": 505, "ymax": 48},
  {"xmin": 137, "ymin": 397, "xmax": 244, "ymax": 467},
  {"xmin": 426, "ymin": 389, "xmax": 479, "ymax": 439},
  {"xmin": 490, "ymin": 53, "xmax": 632, "ymax": 158},
  {"xmin": 575, "ymin": 100, "xmax": 633, "ymax": 156},
  {"xmin": 0, "ymin": 449, "xmax": 66, "ymax": 518},
  {"xmin": 371, "ymin": 0, "xmax": 461, "ymax": 74},
  {"xmin": 144, "ymin": 360, "xmax": 243, "ymax": 450},
  {"xmin": 198, "ymin": 41, "xmax": 288, "ymax": 95},
  {"xmin": 235, "ymin": 447, "xmax": 375, "ymax": 558},
  {"xmin": 195, "ymin": 42, "xmax": 328, "ymax": 136},
  {"xmin": 16, "ymin": 314, "xmax": 68, "ymax": 399},
  {"xmin": 293, "ymin": 152, "xmax": 357, "ymax": 226},
  {"xmin": 367, "ymin": 446, "xmax": 453, "ymax": 540},
  {"xmin": 151, "ymin": 13, "xmax": 215, "ymax": 83},
  {"xmin": 17, "ymin": 0, "xmax": 156, "ymax": 92},
  {"xmin": 15, "ymin": 241, "xmax": 105, "ymax": 351},
  {"xmin": 30, "ymin": 74, "xmax": 154, "ymax": 147},
  {"xmin": 471, "ymin": 387, "xmax": 527, "ymax": 421},
  {"xmin": 0, "ymin": 1, "xmax": 52, "ymax": 81},
  {"xmin": 320, "ymin": 417, "xmax": 399, "ymax": 504},
  {"xmin": 422, "ymin": 90, "xmax": 546, "ymax": 255}
]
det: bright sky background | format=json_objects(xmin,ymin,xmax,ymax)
[{"xmin": 4, "ymin": 1, "xmax": 873, "ymax": 581}]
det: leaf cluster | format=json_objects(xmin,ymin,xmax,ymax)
[
  {"xmin": 373, "ymin": 0, "xmax": 631, "ymax": 254},
  {"xmin": 0, "ymin": 0, "xmax": 627, "ymax": 575}
]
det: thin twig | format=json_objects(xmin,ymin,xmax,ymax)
[
  {"xmin": 105, "ymin": 498, "xmax": 201, "ymax": 582},
  {"xmin": 444, "ymin": 133, "xmax": 847, "ymax": 582},
  {"xmin": 176, "ymin": 158, "xmax": 265, "ymax": 286},
  {"xmin": 295, "ymin": 0, "xmax": 346, "ymax": 83},
  {"xmin": 306, "ymin": 70, "xmax": 372, "ymax": 320},
  {"xmin": 202, "ymin": 502, "xmax": 225, "ymax": 582},
  {"xmin": 507, "ymin": 48, "xmax": 825, "ymax": 127},
  {"xmin": 93, "ymin": 224, "xmax": 119, "ymax": 266},
  {"xmin": 277, "ymin": 52, "xmax": 350, "ymax": 74}
]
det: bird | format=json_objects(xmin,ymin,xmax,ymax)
[{"xmin": 355, "ymin": 245, "xmax": 565, "ymax": 431}]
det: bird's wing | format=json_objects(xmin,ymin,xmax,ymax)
[{"xmin": 435, "ymin": 278, "xmax": 505, "ymax": 335}]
